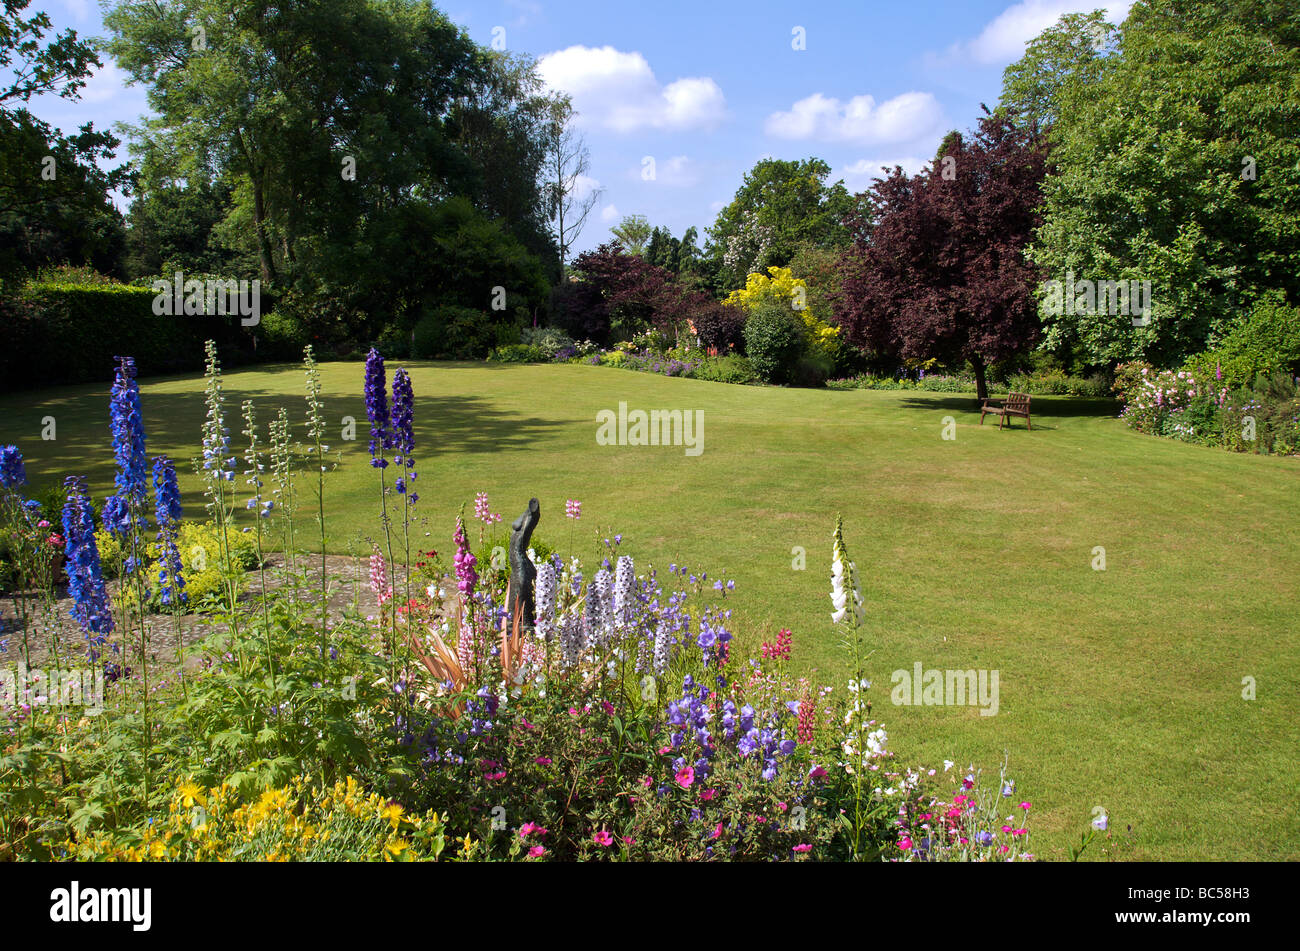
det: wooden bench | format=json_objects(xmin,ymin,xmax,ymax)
[{"xmin": 980, "ymin": 392, "xmax": 1032, "ymax": 430}]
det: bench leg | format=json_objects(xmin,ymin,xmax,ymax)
[{"xmin": 1026, "ymin": 413, "xmax": 1032, "ymax": 431}]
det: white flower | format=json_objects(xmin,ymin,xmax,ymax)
[
  {"xmin": 866, "ymin": 728, "xmax": 888, "ymax": 756},
  {"xmin": 943, "ymin": 759, "xmax": 954, "ymax": 772}
]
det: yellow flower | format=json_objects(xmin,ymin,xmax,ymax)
[
  {"xmin": 379, "ymin": 802, "xmax": 403, "ymax": 830},
  {"xmin": 384, "ymin": 839, "xmax": 410, "ymax": 861},
  {"xmin": 178, "ymin": 781, "xmax": 207, "ymax": 809}
]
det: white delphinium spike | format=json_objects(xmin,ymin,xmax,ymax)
[{"xmin": 534, "ymin": 562, "xmax": 557, "ymax": 640}]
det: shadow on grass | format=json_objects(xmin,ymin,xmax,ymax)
[
  {"xmin": 3, "ymin": 384, "xmax": 564, "ymax": 512},
  {"xmin": 896, "ymin": 393, "xmax": 1120, "ymax": 426}
]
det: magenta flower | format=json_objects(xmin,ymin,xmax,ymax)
[
  {"xmin": 792, "ymin": 844, "xmax": 812, "ymax": 853},
  {"xmin": 1020, "ymin": 801, "xmax": 1031, "ymax": 810},
  {"xmin": 565, "ymin": 499, "xmax": 581, "ymax": 519},
  {"xmin": 593, "ymin": 830, "xmax": 614, "ymax": 846},
  {"xmin": 535, "ymin": 757, "xmax": 552, "ymax": 765},
  {"xmin": 675, "ymin": 765, "xmax": 695, "ymax": 788},
  {"xmin": 528, "ymin": 846, "xmax": 546, "ymax": 858},
  {"xmin": 899, "ymin": 837, "xmax": 913, "ymax": 851}
]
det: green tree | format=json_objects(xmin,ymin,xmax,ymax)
[
  {"xmin": 610, "ymin": 214, "xmax": 651, "ymax": 255},
  {"xmin": 0, "ymin": 2, "xmax": 127, "ymax": 277},
  {"xmin": 1030, "ymin": 0, "xmax": 1300, "ymax": 367},
  {"xmin": 999, "ymin": 10, "xmax": 1119, "ymax": 130},
  {"xmin": 707, "ymin": 157, "xmax": 858, "ymax": 291}
]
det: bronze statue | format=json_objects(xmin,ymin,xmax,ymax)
[{"xmin": 506, "ymin": 498, "xmax": 541, "ymax": 629}]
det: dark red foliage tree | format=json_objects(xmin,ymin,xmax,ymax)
[
  {"xmin": 687, "ymin": 296, "xmax": 746, "ymax": 352},
  {"xmin": 569, "ymin": 241, "xmax": 695, "ymax": 341},
  {"xmin": 835, "ymin": 109, "xmax": 1048, "ymax": 400}
]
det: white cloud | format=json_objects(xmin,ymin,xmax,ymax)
[
  {"xmin": 600, "ymin": 203, "xmax": 620, "ymax": 223},
  {"xmin": 941, "ymin": 0, "xmax": 1134, "ymax": 66},
  {"xmin": 764, "ymin": 91, "xmax": 944, "ymax": 145},
  {"xmin": 78, "ymin": 62, "xmax": 132, "ymax": 105},
  {"xmin": 639, "ymin": 155, "xmax": 701, "ymax": 187},
  {"xmin": 839, "ymin": 157, "xmax": 929, "ymax": 192},
  {"xmin": 571, "ymin": 174, "xmax": 601, "ymax": 200},
  {"xmin": 537, "ymin": 45, "xmax": 726, "ymax": 133}
]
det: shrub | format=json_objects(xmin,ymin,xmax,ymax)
[
  {"xmin": 693, "ymin": 355, "xmax": 759, "ymax": 385},
  {"xmin": 743, "ymin": 302, "xmax": 806, "ymax": 384},
  {"xmin": 95, "ymin": 520, "xmax": 260, "ymax": 611},
  {"xmin": 412, "ymin": 305, "xmax": 496, "ymax": 359},
  {"xmin": 1186, "ymin": 292, "xmax": 1300, "ymax": 389},
  {"xmin": 791, "ymin": 352, "xmax": 834, "ymax": 388},
  {"xmin": 0, "ymin": 279, "xmax": 251, "ymax": 390},
  {"xmin": 519, "ymin": 326, "xmax": 576, "ymax": 360},
  {"xmin": 256, "ymin": 309, "xmax": 310, "ymax": 361},
  {"xmin": 488, "ymin": 344, "xmax": 546, "ymax": 364},
  {"xmin": 690, "ymin": 299, "xmax": 747, "ymax": 353},
  {"xmin": 67, "ymin": 775, "xmax": 448, "ymax": 862}
]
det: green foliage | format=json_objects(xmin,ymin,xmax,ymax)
[
  {"xmin": 0, "ymin": 278, "xmax": 250, "ymax": 390},
  {"xmin": 743, "ymin": 302, "xmax": 807, "ymax": 384},
  {"xmin": 519, "ymin": 325, "xmax": 576, "ymax": 359},
  {"xmin": 96, "ymin": 520, "xmax": 260, "ymax": 611},
  {"xmin": 487, "ymin": 344, "xmax": 546, "ymax": 364},
  {"xmin": 1029, "ymin": 0, "xmax": 1300, "ymax": 367},
  {"xmin": 999, "ymin": 11, "xmax": 1118, "ymax": 129},
  {"xmin": 1184, "ymin": 292, "xmax": 1300, "ymax": 389},
  {"xmin": 708, "ymin": 157, "xmax": 860, "ymax": 290},
  {"xmin": 412, "ymin": 305, "xmax": 495, "ymax": 360},
  {"xmin": 692, "ymin": 354, "xmax": 759, "ymax": 385}
]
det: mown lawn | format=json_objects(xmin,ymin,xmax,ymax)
[{"xmin": 3, "ymin": 359, "xmax": 1297, "ymax": 861}]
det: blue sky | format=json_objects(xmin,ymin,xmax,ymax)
[{"xmin": 28, "ymin": 0, "xmax": 1131, "ymax": 255}]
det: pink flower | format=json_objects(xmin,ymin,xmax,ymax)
[
  {"xmin": 899, "ymin": 837, "xmax": 913, "ymax": 851},
  {"xmin": 809, "ymin": 765, "xmax": 827, "ymax": 781},
  {"xmin": 519, "ymin": 822, "xmax": 547, "ymax": 837},
  {"xmin": 1001, "ymin": 825, "xmax": 1013, "ymax": 834},
  {"xmin": 792, "ymin": 844, "xmax": 812, "ymax": 853},
  {"xmin": 485, "ymin": 771, "xmax": 506, "ymax": 781},
  {"xmin": 641, "ymin": 776, "xmax": 653, "ymax": 787},
  {"xmin": 711, "ymin": 822, "xmax": 723, "ymax": 839},
  {"xmin": 601, "ymin": 700, "xmax": 615, "ymax": 715},
  {"xmin": 592, "ymin": 830, "xmax": 613, "ymax": 846},
  {"xmin": 535, "ymin": 757, "xmax": 552, "ymax": 765},
  {"xmin": 1020, "ymin": 801, "xmax": 1031, "ymax": 810},
  {"xmin": 657, "ymin": 746, "xmax": 671, "ymax": 755},
  {"xmin": 675, "ymin": 766, "xmax": 695, "ymax": 788},
  {"xmin": 528, "ymin": 846, "xmax": 546, "ymax": 858},
  {"xmin": 700, "ymin": 788, "xmax": 717, "ymax": 801},
  {"xmin": 37, "ymin": 519, "xmax": 49, "ymax": 528},
  {"xmin": 622, "ymin": 836, "xmax": 635, "ymax": 846}
]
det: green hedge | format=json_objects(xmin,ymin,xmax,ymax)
[{"xmin": 1, "ymin": 282, "xmax": 254, "ymax": 389}]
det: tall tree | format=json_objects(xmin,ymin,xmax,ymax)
[
  {"xmin": 610, "ymin": 214, "xmax": 651, "ymax": 255},
  {"xmin": 545, "ymin": 99, "xmax": 600, "ymax": 274},
  {"xmin": 1000, "ymin": 10, "xmax": 1120, "ymax": 131},
  {"xmin": 0, "ymin": 1, "xmax": 127, "ymax": 277},
  {"xmin": 837, "ymin": 110, "xmax": 1049, "ymax": 400},
  {"xmin": 1029, "ymin": 0, "xmax": 1300, "ymax": 367},
  {"xmin": 707, "ymin": 157, "xmax": 858, "ymax": 290}
]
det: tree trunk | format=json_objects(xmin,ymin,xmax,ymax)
[{"xmin": 972, "ymin": 356, "xmax": 988, "ymax": 402}]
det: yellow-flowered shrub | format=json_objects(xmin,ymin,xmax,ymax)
[
  {"xmin": 67, "ymin": 776, "xmax": 446, "ymax": 862},
  {"xmin": 724, "ymin": 267, "xmax": 841, "ymax": 354},
  {"xmin": 95, "ymin": 520, "xmax": 259, "ymax": 610}
]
